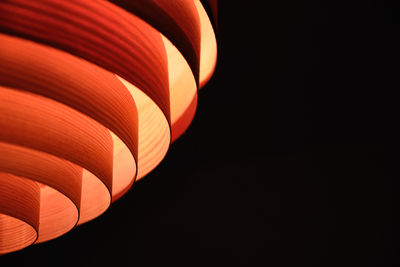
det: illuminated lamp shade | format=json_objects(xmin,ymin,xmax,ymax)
[{"xmin": 0, "ymin": 0, "xmax": 217, "ymax": 254}]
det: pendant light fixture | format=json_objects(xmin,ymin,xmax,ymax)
[{"xmin": 0, "ymin": 0, "xmax": 217, "ymax": 254}]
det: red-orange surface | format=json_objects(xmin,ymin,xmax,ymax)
[{"xmin": 0, "ymin": 0, "xmax": 217, "ymax": 254}]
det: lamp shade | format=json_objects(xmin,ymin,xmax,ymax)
[{"xmin": 0, "ymin": 0, "xmax": 217, "ymax": 254}]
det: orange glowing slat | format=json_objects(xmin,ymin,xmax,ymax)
[{"xmin": 0, "ymin": 0, "xmax": 218, "ymax": 254}]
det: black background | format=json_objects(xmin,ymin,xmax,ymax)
[{"xmin": 1, "ymin": 1, "xmax": 399, "ymax": 266}]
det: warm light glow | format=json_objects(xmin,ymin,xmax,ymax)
[
  {"xmin": 0, "ymin": 0, "xmax": 218, "ymax": 254},
  {"xmin": 195, "ymin": 0, "xmax": 218, "ymax": 88}
]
